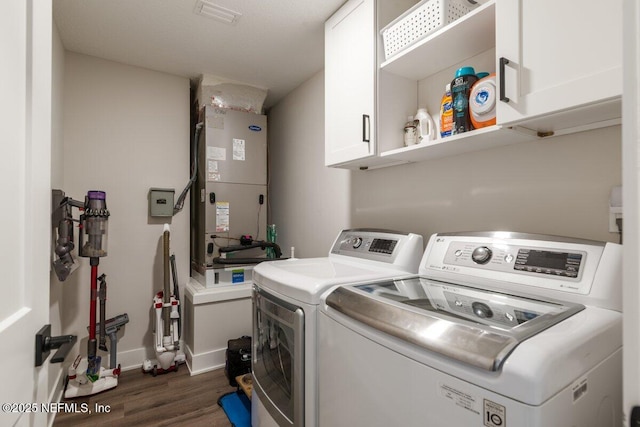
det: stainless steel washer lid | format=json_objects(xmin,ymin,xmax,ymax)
[{"xmin": 325, "ymin": 277, "xmax": 584, "ymax": 371}]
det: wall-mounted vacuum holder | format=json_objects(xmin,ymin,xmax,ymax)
[{"xmin": 35, "ymin": 324, "xmax": 76, "ymax": 367}]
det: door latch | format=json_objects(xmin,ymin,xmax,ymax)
[{"xmin": 35, "ymin": 324, "xmax": 77, "ymax": 367}]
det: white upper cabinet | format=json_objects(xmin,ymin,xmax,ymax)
[
  {"xmin": 496, "ymin": 0, "xmax": 622, "ymax": 134},
  {"xmin": 325, "ymin": 0, "xmax": 622, "ymax": 169},
  {"xmin": 325, "ymin": 0, "xmax": 376, "ymax": 168},
  {"xmin": 325, "ymin": 0, "xmax": 416, "ymax": 170}
]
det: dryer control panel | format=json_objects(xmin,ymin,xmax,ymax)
[
  {"xmin": 338, "ymin": 235, "xmax": 398, "ymax": 255},
  {"xmin": 329, "ymin": 229, "xmax": 423, "ymax": 270}
]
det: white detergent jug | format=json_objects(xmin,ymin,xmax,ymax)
[{"xmin": 415, "ymin": 108, "xmax": 435, "ymax": 143}]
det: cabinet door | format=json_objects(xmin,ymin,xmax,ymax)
[
  {"xmin": 325, "ymin": 0, "xmax": 375, "ymax": 167},
  {"xmin": 496, "ymin": 0, "xmax": 622, "ymax": 127}
]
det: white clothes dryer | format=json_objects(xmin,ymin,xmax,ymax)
[
  {"xmin": 318, "ymin": 232, "xmax": 622, "ymax": 427},
  {"xmin": 251, "ymin": 229, "xmax": 424, "ymax": 427}
]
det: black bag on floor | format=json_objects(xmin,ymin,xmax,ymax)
[{"xmin": 225, "ymin": 336, "xmax": 251, "ymax": 387}]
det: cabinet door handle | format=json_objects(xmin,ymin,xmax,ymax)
[
  {"xmin": 499, "ymin": 57, "xmax": 510, "ymax": 103},
  {"xmin": 630, "ymin": 406, "xmax": 640, "ymax": 426},
  {"xmin": 362, "ymin": 114, "xmax": 370, "ymax": 143}
]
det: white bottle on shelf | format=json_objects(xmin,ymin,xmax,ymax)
[{"xmin": 415, "ymin": 108, "xmax": 435, "ymax": 143}]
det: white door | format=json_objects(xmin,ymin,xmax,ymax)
[
  {"xmin": 496, "ymin": 0, "xmax": 622, "ymax": 126},
  {"xmin": 0, "ymin": 1, "xmax": 53, "ymax": 426},
  {"xmin": 324, "ymin": 0, "xmax": 376, "ymax": 167},
  {"xmin": 623, "ymin": 0, "xmax": 640, "ymax": 424}
]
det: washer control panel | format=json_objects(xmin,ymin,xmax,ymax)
[
  {"xmin": 420, "ymin": 232, "xmax": 618, "ymax": 297},
  {"xmin": 444, "ymin": 241, "xmax": 586, "ymax": 280}
]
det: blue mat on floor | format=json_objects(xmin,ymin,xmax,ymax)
[{"xmin": 218, "ymin": 390, "xmax": 251, "ymax": 427}]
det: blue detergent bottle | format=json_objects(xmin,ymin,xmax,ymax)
[{"xmin": 451, "ymin": 66, "xmax": 478, "ymax": 135}]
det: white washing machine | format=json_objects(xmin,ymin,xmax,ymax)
[
  {"xmin": 251, "ymin": 229, "xmax": 424, "ymax": 427},
  {"xmin": 318, "ymin": 231, "xmax": 622, "ymax": 427}
]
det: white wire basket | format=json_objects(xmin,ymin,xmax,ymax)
[{"xmin": 381, "ymin": 0, "xmax": 478, "ymax": 61}]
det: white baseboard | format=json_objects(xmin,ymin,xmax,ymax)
[
  {"xmin": 48, "ymin": 366, "xmax": 65, "ymax": 427},
  {"xmin": 117, "ymin": 346, "xmax": 153, "ymax": 372},
  {"xmin": 184, "ymin": 343, "xmax": 226, "ymax": 376}
]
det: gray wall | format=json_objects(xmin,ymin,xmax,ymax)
[
  {"xmin": 268, "ymin": 73, "xmax": 622, "ymax": 254},
  {"xmin": 267, "ymin": 70, "xmax": 351, "ymax": 258},
  {"xmin": 352, "ymin": 125, "xmax": 621, "ymax": 242},
  {"xmin": 58, "ymin": 52, "xmax": 190, "ymax": 368},
  {"xmin": 50, "ymin": 18, "xmax": 66, "ymax": 398}
]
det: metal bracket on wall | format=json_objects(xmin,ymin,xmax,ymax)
[{"xmin": 35, "ymin": 324, "xmax": 77, "ymax": 367}]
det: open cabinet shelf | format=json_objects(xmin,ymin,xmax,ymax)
[
  {"xmin": 381, "ymin": 1, "xmax": 495, "ymax": 80},
  {"xmin": 380, "ymin": 125, "xmax": 537, "ymax": 164},
  {"xmin": 373, "ymin": 1, "xmax": 511, "ymax": 169}
]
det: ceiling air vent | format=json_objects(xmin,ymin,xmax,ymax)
[{"xmin": 194, "ymin": 0, "xmax": 242, "ymax": 25}]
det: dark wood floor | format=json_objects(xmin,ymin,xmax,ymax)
[{"xmin": 53, "ymin": 365, "xmax": 238, "ymax": 427}]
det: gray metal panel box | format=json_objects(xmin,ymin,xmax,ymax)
[
  {"xmin": 149, "ymin": 188, "xmax": 175, "ymax": 217},
  {"xmin": 203, "ymin": 107, "xmax": 267, "ymax": 185},
  {"xmin": 191, "ymin": 107, "xmax": 268, "ymax": 273}
]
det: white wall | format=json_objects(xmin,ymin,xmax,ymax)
[
  {"xmin": 622, "ymin": 0, "xmax": 640, "ymax": 418},
  {"xmin": 58, "ymin": 53, "xmax": 190, "ymax": 369},
  {"xmin": 267, "ymin": 70, "xmax": 351, "ymax": 257}
]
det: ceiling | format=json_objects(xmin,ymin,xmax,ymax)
[{"xmin": 53, "ymin": 0, "xmax": 346, "ymax": 109}]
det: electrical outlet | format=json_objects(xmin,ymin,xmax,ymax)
[
  {"xmin": 609, "ymin": 207, "xmax": 622, "ymax": 233},
  {"xmin": 609, "ymin": 186, "xmax": 622, "ymax": 233}
]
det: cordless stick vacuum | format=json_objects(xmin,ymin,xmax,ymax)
[
  {"xmin": 57, "ymin": 191, "xmax": 129, "ymax": 399},
  {"xmin": 142, "ymin": 224, "xmax": 185, "ymax": 375}
]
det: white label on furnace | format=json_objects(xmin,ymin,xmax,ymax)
[
  {"xmin": 233, "ymin": 138, "xmax": 245, "ymax": 161},
  {"xmin": 216, "ymin": 202, "xmax": 230, "ymax": 232},
  {"xmin": 207, "ymin": 146, "xmax": 226, "ymax": 161},
  {"xmin": 207, "ymin": 160, "xmax": 220, "ymax": 181},
  {"xmin": 439, "ymin": 383, "xmax": 479, "ymax": 415},
  {"xmin": 483, "ymin": 399, "xmax": 506, "ymax": 427}
]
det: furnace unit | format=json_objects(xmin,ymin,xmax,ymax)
[{"xmin": 191, "ymin": 105, "xmax": 268, "ymax": 287}]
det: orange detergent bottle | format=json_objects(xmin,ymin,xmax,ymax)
[{"xmin": 439, "ymin": 83, "xmax": 453, "ymax": 138}]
